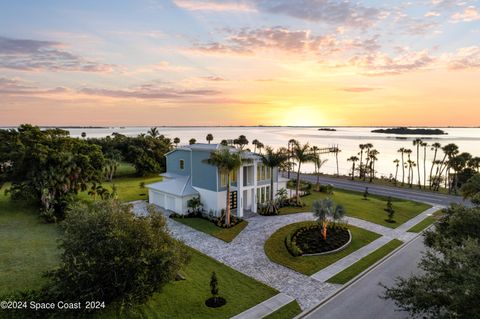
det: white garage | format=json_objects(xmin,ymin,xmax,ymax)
[{"xmin": 147, "ymin": 174, "xmax": 198, "ymax": 214}]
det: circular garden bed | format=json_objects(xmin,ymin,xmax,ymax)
[{"xmin": 286, "ymin": 224, "xmax": 351, "ymax": 256}]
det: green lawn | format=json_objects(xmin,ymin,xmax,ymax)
[
  {"xmin": 263, "ymin": 301, "xmax": 302, "ymax": 319},
  {"xmin": 78, "ymin": 170, "xmax": 162, "ymax": 203},
  {"xmin": 173, "ymin": 217, "xmax": 248, "ymax": 242},
  {"xmin": 264, "ymin": 221, "xmax": 381, "ymax": 276},
  {"xmin": 0, "ymin": 188, "xmax": 60, "ymax": 294},
  {"xmin": 327, "ymin": 239, "xmax": 403, "ymax": 284},
  {"xmin": 99, "ymin": 248, "xmax": 278, "ymax": 319},
  {"xmin": 279, "ymin": 189, "xmax": 430, "ymax": 229},
  {"xmin": 0, "ymin": 184, "xmax": 277, "ymax": 318},
  {"xmin": 407, "ymin": 210, "xmax": 443, "ymax": 233}
]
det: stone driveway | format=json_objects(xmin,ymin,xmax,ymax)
[{"xmin": 131, "ymin": 201, "xmax": 441, "ymax": 310}]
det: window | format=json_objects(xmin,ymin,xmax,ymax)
[
  {"xmin": 266, "ymin": 167, "xmax": 271, "ymax": 180},
  {"xmin": 266, "ymin": 186, "xmax": 270, "ymax": 202},
  {"xmin": 261, "ymin": 187, "xmax": 265, "ymax": 203},
  {"xmin": 220, "ymin": 173, "xmax": 227, "ymax": 187},
  {"xmin": 261, "ymin": 165, "xmax": 265, "ymax": 180},
  {"xmin": 257, "ymin": 164, "xmax": 261, "ymax": 181},
  {"xmin": 231, "ymin": 170, "xmax": 237, "ymax": 183},
  {"xmin": 179, "ymin": 159, "xmax": 185, "ymax": 170}
]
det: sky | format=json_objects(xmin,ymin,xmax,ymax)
[{"xmin": 0, "ymin": 0, "xmax": 479, "ymax": 127}]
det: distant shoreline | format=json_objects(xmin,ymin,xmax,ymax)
[
  {"xmin": 372, "ymin": 127, "xmax": 448, "ymax": 135},
  {"xmin": 1, "ymin": 125, "xmax": 479, "ymax": 129}
]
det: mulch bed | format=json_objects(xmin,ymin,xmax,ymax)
[
  {"xmin": 205, "ymin": 297, "xmax": 227, "ymax": 308},
  {"xmin": 294, "ymin": 226, "xmax": 350, "ymax": 254}
]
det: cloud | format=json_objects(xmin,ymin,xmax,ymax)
[
  {"xmin": 192, "ymin": 27, "xmax": 381, "ymax": 56},
  {"xmin": 201, "ymin": 76, "xmax": 226, "ymax": 81},
  {"xmin": 0, "ymin": 77, "xmax": 68, "ymax": 95},
  {"xmin": 425, "ymin": 11, "xmax": 441, "ymax": 17},
  {"xmin": 451, "ymin": 6, "xmax": 480, "ymax": 22},
  {"xmin": 254, "ymin": 0, "xmax": 381, "ymax": 28},
  {"xmin": 173, "ymin": 0, "xmax": 255, "ymax": 12},
  {"xmin": 445, "ymin": 46, "xmax": 480, "ymax": 69},
  {"xmin": 80, "ymin": 83, "xmax": 220, "ymax": 100},
  {"xmin": 343, "ymin": 49, "xmax": 436, "ymax": 76},
  {"xmin": 0, "ymin": 36, "xmax": 115, "ymax": 72},
  {"xmin": 340, "ymin": 87, "xmax": 379, "ymax": 92}
]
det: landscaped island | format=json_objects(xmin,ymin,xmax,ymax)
[
  {"xmin": 371, "ymin": 127, "xmax": 447, "ymax": 135},
  {"xmin": 318, "ymin": 128, "xmax": 337, "ymax": 131}
]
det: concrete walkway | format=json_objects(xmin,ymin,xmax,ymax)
[
  {"xmin": 231, "ymin": 293, "xmax": 295, "ymax": 319},
  {"xmin": 130, "ymin": 201, "xmax": 443, "ymax": 313}
]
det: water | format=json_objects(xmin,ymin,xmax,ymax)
[{"xmin": 39, "ymin": 126, "xmax": 480, "ymax": 179}]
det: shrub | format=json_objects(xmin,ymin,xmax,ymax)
[
  {"xmin": 45, "ymin": 200, "xmax": 190, "ymax": 307},
  {"xmin": 318, "ymin": 184, "xmax": 334, "ymax": 194},
  {"xmin": 285, "ymin": 231, "xmax": 303, "ymax": 257}
]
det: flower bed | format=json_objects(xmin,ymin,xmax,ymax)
[{"xmin": 285, "ymin": 224, "xmax": 351, "ymax": 256}]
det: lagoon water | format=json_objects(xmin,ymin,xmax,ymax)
[{"xmin": 63, "ymin": 126, "xmax": 480, "ymax": 179}]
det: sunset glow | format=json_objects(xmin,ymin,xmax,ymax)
[{"xmin": 1, "ymin": 0, "xmax": 479, "ymax": 126}]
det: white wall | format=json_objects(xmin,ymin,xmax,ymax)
[{"xmin": 194, "ymin": 187, "xmax": 225, "ymax": 216}]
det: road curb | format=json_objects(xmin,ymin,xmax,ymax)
[{"xmin": 293, "ymin": 228, "xmax": 429, "ymax": 319}]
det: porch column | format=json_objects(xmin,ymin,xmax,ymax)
[
  {"xmin": 237, "ymin": 166, "xmax": 243, "ymax": 218},
  {"xmin": 252, "ymin": 161, "xmax": 258, "ymax": 213}
]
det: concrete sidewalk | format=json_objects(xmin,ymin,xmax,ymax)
[{"xmin": 231, "ymin": 293, "xmax": 295, "ymax": 319}]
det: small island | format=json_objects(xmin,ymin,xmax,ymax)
[
  {"xmin": 318, "ymin": 128, "xmax": 337, "ymax": 131},
  {"xmin": 371, "ymin": 127, "xmax": 447, "ymax": 135}
]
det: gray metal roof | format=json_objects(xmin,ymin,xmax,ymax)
[
  {"xmin": 167, "ymin": 143, "xmax": 261, "ymax": 160},
  {"xmin": 146, "ymin": 175, "xmax": 198, "ymax": 197}
]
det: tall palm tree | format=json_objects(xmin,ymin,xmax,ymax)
[
  {"xmin": 468, "ymin": 156, "xmax": 480, "ymax": 172},
  {"xmin": 413, "ymin": 138, "xmax": 423, "ymax": 189},
  {"xmin": 398, "ymin": 148, "xmax": 406, "ymax": 185},
  {"xmin": 206, "ymin": 133, "xmax": 213, "ymax": 144},
  {"xmin": 259, "ymin": 147, "xmax": 289, "ymax": 214},
  {"xmin": 421, "ymin": 141, "xmax": 428, "ymax": 189},
  {"xmin": 81, "ymin": 132, "xmax": 87, "ymax": 139},
  {"xmin": 291, "ymin": 142, "xmax": 316, "ymax": 203},
  {"xmin": 334, "ymin": 146, "xmax": 341, "ymax": 176},
  {"xmin": 347, "ymin": 156, "xmax": 359, "ymax": 180},
  {"xmin": 173, "ymin": 137, "xmax": 180, "ymax": 147},
  {"xmin": 312, "ymin": 146, "xmax": 319, "ymax": 185},
  {"xmin": 235, "ymin": 135, "xmax": 249, "ymax": 150},
  {"xmin": 435, "ymin": 143, "xmax": 459, "ymax": 191},
  {"xmin": 287, "ymin": 139, "xmax": 298, "ymax": 179},
  {"xmin": 363, "ymin": 143, "xmax": 373, "ymax": 181},
  {"xmin": 205, "ymin": 148, "xmax": 244, "ymax": 225},
  {"xmin": 368, "ymin": 149, "xmax": 379, "ymax": 182},
  {"xmin": 148, "ymin": 127, "xmax": 159, "ymax": 138},
  {"xmin": 429, "ymin": 142, "xmax": 441, "ymax": 189},
  {"xmin": 189, "ymin": 138, "xmax": 196, "ymax": 145},
  {"xmin": 252, "ymin": 139, "xmax": 260, "ymax": 153},
  {"xmin": 393, "ymin": 159, "xmax": 400, "ymax": 184},
  {"xmin": 256, "ymin": 142, "xmax": 264, "ymax": 154},
  {"xmin": 404, "ymin": 149, "xmax": 413, "ymax": 186},
  {"xmin": 358, "ymin": 144, "xmax": 366, "ymax": 178}
]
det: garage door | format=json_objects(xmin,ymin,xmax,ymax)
[{"xmin": 166, "ymin": 195, "xmax": 175, "ymax": 211}]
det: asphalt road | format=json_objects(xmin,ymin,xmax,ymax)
[
  {"xmin": 292, "ymin": 173, "xmax": 469, "ymax": 207},
  {"xmin": 302, "ymin": 234, "xmax": 426, "ymax": 319}
]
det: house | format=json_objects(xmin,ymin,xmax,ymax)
[{"xmin": 146, "ymin": 143, "xmax": 289, "ymax": 218}]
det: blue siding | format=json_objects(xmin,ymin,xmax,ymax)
[
  {"xmin": 191, "ymin": 150, "xmax": 218, "ymax": 191},
  {"xmin": 166, "ymin": 150, "xmax": 191, "ymax": 176}
]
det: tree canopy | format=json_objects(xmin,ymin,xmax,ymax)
[
  {"xmin": 46, "ymin": 200, "xmax": 189, "ymax": 307},
  {"xmin": 383, "ymin": 204, "xmax": 480, "ymax": 319}
]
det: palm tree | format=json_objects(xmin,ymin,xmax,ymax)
[
  {"xmin": 287, "ymin": 139, "xmax": 298, "ymax": 178},
  {"xmin": 81, "ymin": 132, "xmax": 87, "ymax": 139},
  {"xmin": 205, "ymin": 148, "xmax": 244, "ymax": 226},
  {"xmin": 312, "ymin": 198, "xmax": 345, "ymax": 240},
  {"xmin": 413, "ymin": 138, "xmax": 423, "ymax": 189},
  {"xmin": 252, "ymin": 139, "xmax": 260, "ymax": 153},
  {"xmin": 334, "ymin": 146, "xmax": 341, "ymax": 176},
  {"xmin": 435, "ymin": 143, "xmax": 459, "ymax": 191},
  {"xmin": 363, "ymin": 143, "xmax": 373, "ymax": 181},
  {"xmin": 404, "ymin": 149, "xmax": 413, "ymax": 186},
  {"xmin": 291, "ymin": 142, "xmax": 316, "ymax": 203},
  {"xmin": 220, "ymin": 139, "xmax": 228, "ymax": 146},
  {"xmin": 347, "ymin": 156, "xmax": 359, "ymax": 180},
  {"xmin": 398, "ymin": 148, "xmax": 406, "ymax": 185},
  {"xmin": 173, "ymin": 137, "xmax": 180, "ymax": 147},
  {"xmin": 421, "ymin": 142, "xmax": 428, "ymax": 189},
  {"xmin": 429, "ymin": 142, "xmax": 441, "ymax": 189},
  {"xmin": 148, "ymin": 127, "xmax": 159, "ymax": 138},
  {"xmin": 368, "ymin": 149, "xmax": 379, "ymax": 182},
  {"xmin": 235, "ymin": 135, "xmax": 249, "ymax": 150},
  {"xmin": 393, "ymin": 159, "xmax": 400, "ymax": 184},
  {"xmin": 259, "ymin": 147, "xmax": 289, "ymax": 214},
  {"xmin": 358, "ymin": 144, "xmax": 366, "ymax": 179},
  {"xmin": 206, "ymin": 133, "xmax": 214, "ymax": 144},
  {"xmin": 256, "ymin": 142, "xmax": 264, "ymax": 154},
  {"xmin": 189, "ymin": 138, "xmax": 196, "ymax": 145},
  {"xmin": 468, "ymin": 156, "xmax": 480, "ymax": 172},
  {"xmin": 312, "ymin": 146, "xmax": 319, "ymax": 185}
]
